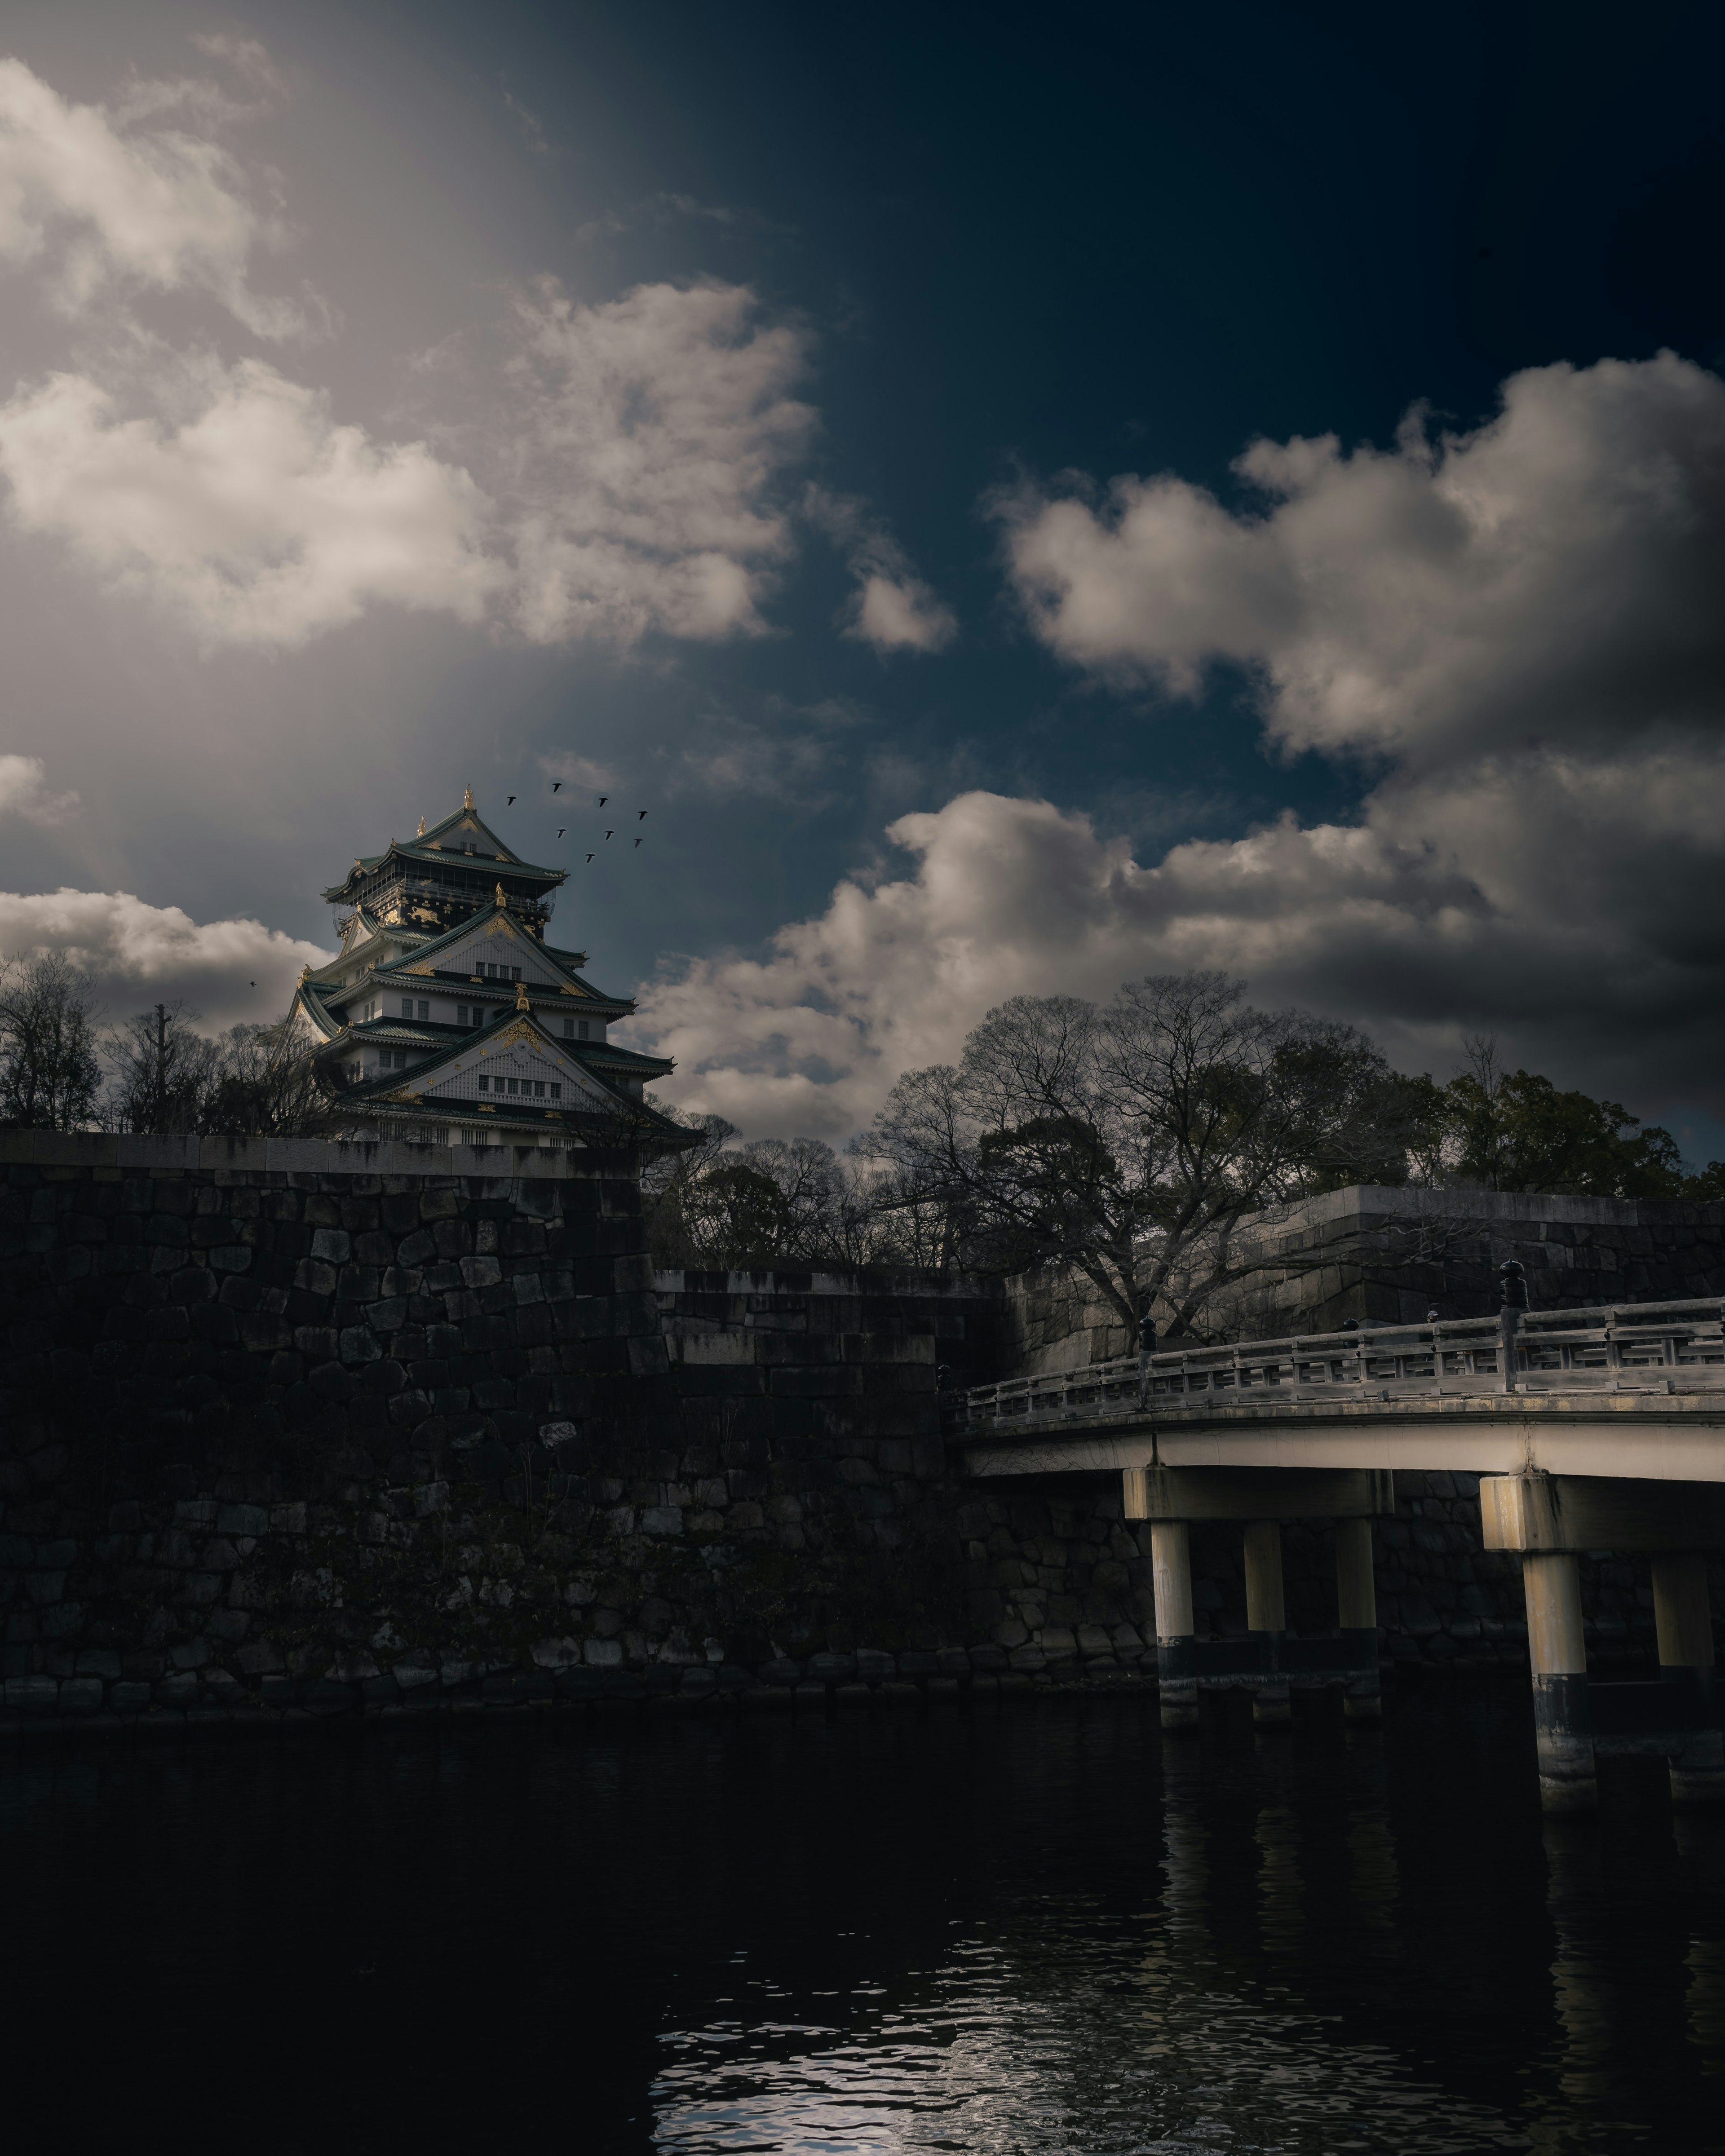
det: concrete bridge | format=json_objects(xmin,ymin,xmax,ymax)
[{"xmin": 952, "ymin": 1273, "xmax": 1725, "ymax": 1813}]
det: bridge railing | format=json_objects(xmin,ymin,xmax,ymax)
[{"xmin": 955, "ymin": 1296, "xmax": 1725, "ymax": 1432}]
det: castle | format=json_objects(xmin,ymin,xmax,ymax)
[{"xmin": 290, "ymin": 787, "xmax": 678, "ymax": 1148}]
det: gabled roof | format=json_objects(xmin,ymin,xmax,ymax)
[
  {"xmin": 374, "ymin": 901, "xmax": 619, "ymax": 1003},
  {"xmin": 578, "ymin": 1039, "xmax": 674, "ymax": 1075},
  {"xmin": 336, "ymin": 1006, "xmax": 682, "ymax": 1135},
  {"xmin": 293, "ymin": 978, "xmax": 343, "ymax": 1041},
  {"xmin": 321, "ymin": 793, "xmax": 564, "ymax": 900}
]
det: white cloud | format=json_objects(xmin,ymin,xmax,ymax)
[
  {"xmin": 0, "ymin": 55, "xmax": 305, "ymax": 336},
  {"xmin": 0, "ymin": 752, "xmax": 78, "ymax": 824},
  {"xmin": 806, "ymin": 486, "xmax": 957, "ymax": 654},
  {"xmin": 502, "ymin": 278, "xmax": 818, "ymax": 646},
  {"xmin": 637, "ymin": 356, "xmax": 1725, "ymax": 1139},
  {"xmin": 0, "ymin": 357, "xmax": 498, "ymax": 647},
  {"xmin": 0, "ymin": 56, "xmax": 838, "ymax": 655},
  {"xmin": 632, "ymin": 769, "xmax": 1725, "ymax": 1141},
  {"xmin": 846, "ymin": 570, "xmax": 958, "ymax": 654},
  {"xmin": 0, "ymin": 885, "xmax": 330, "ymax": 1029},
  {"xmin": 0, "ymin": 278, "xmax": 825, "ymax": 653},
  {"xmin": 996, "ymin": 352, "xmax": 1725, "ymax": 768}
]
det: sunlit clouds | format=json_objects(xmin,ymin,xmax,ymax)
[
  {"xmin": 0, "ymin": 884, "xmax": 328, "ymax": 1029},
  {"xmin": 0, "ymin": 358, "xmax": 498, "ymax": 646},
  {"xmin": 0, "ymin": 54, "xmax": 309, "ymax": 336},
  {"xmin": 646, "ymin": 356, "xmax": 1725, "ymax": 1135},
  {"xmin": 0, "ymin": 751, "xmax": 78, "ymax": 824},
  {"xmin": 0, "ymin": 53, "xmax": 950, "ymax": 655}
]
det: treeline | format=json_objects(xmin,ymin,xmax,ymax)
[
  {"xmin": 646, "ymin": 972, "xmax": 1725, "ymax": 1343},
  {"xmin": 8, "ymin": 952, "xmax": 1721, "ymax": 1342},
  {"xmin": 0, "ymin": 954, "xmax": 329, "ymax": 1137}
]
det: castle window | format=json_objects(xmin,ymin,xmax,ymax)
[
  {"xmin": 417, "ymin": 1000, "xmax": 429, "ymax": 1021},
  {"xmin": 400, "ymin": 998, "xmax": 413, "ymax": 1018},
  {"xmin": 579, "ymin": 1020, "xmax": 591, "ymax": 1040},
  {"xmin": 510, "ymin": 966, "xmax": 522, "ymax": 981},
  {"xmin": 550, "ymin": 1082, "xmax": 561, "ymax": 1100},
  {"xmin": 562, "ymin": 1018, "xmax": 572, "ymax": 1039},
  {"xmin": 478, "ymin": 1075, "xmax": 489, "ymax": 1092}
]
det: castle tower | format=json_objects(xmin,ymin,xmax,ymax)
[{"xmin": 291, "ymin": 789, "xmax": 679, "ymax": 1149}]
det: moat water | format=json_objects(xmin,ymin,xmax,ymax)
[{"xmin": 4, "ymin": 1683, "xmax": 1723, "ymax": 2154}]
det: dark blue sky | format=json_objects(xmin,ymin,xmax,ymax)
[
  {"xmin": 2, "ymin": 0, "xmax": 1723, "ymax": 1143},
  {"xmin": 350, "ymin": 0, "xmax": 1725, "ymax": 938}
]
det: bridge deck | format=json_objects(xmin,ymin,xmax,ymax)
[{"xmin": 954, "ymin": 1297, "xmax": 1725, "ymax": 1482}]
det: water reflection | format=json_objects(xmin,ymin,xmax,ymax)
[
  {"xmin": 651, "ymin": 1703, "xmax": 1530, "ymax": 2152},
  {"xmin": 4, "ymin": 1687, "xmax": 1725, "ymax": 2153}
]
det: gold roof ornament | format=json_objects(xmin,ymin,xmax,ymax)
[
  {"xmin": 495, "ymin": 881, "xmax": 506, "ymax": 906},
  {"xmin": 417, "ymin": 815, "xmax": 426, "ymax": 836},
  {"xmin": 463, "ymin": 784, "xmax": 474, "ymax": 810},
  {"xmin": 515, "ymin": 978, "xmax": 531, "ymax": 1010}
]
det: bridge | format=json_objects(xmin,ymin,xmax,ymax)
[{"xmin": 951, "ymin": 1276, "xmax": 1725, "ymax": 1813}]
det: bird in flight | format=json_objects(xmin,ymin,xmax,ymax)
[
  {"xmin": 598, "ymin": 795, "xmax": 607, "ymax": 806},
  {"xmin": 634, "ymin": 836, "xmax": 643, "ymax": 847},
  {"xmin": 507, "ymin": 794, "xmax": 516, "ymax": 804},
  {"xmin": 557, "ymin": 828, "xmax": 565, "ymax": 838},
  {"xmin": 586, "ymin": 853, "xmax": 594, "ymax": 862},
  {"xmin": 638, "ymin": 810, "xmax": 647, "ymax": 821},
  {"xmin": 552, "ymin": 781, "xmax": 562, "ymax": 792},
  {"xmin": 605, "ymin": 829, "xmax": 613, "ymax": 839},
  {"xmin": 249, "ymin": 980, "xmax": 256, "ymax": 987}
]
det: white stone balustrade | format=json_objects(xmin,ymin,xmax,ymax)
[{"xmin": 956, "ymin": 1295, "xmax": 1725, "ymax": 1432}]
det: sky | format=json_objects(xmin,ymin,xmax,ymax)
[{"xmin": 2, "ymin": 0, "xmax": 1725, "ymax": 1156}]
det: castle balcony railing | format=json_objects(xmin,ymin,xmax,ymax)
[{"xmin": 953, "ymin": 1296, "xmax": 1725, "ymax": 1433}]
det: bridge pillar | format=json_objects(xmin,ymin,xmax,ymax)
[
  {"xmin": 1149, "ymin": 1520, "xmax": 1198, "ymax": 1732},
  {"xmin": 1334, "ymin": 1517, "xmax": 1381, "ymax": 1720},
  {"xmin": 1653, "ymin": 1554, "xmax": 1725, "ymax": 1806},
  {"xmin": 1243, "ymin": 1521, "xmax": 1291, "ymax": 1725},
  {"xmin": 1522, "ymin": 1551, "xmax": 1598, "ymax": 1813}
]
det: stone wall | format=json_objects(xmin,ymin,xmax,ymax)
[
  {"xmin": 0, "ymin": 1138, "xmax": 1709, "ymax": 1735},
  {"xmin": 655, "ymin": 1266, "xmax": 1004, "ymax": 1392}
]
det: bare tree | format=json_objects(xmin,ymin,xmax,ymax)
[
  {"xmin": 641, "ymin": 1100, "xmax": 920, "ymax": 1269},
  {"xmin": 204, "ymin": 1020, "xmax": 343, "ymax": 1137},
  {"xmin": 0, "ymin": 952, "xmax": 102, "ymax": 1130},
  {"xmin": 106, "ymin": 1001, "xmax": 225, "ymax": 1133},
  {"xmin": 862, "ymin": 971, "xmax": 1427, "ymax": 1343}
]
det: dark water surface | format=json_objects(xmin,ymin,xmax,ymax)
[{"xmin": 5, "ymin": 1683, "xmax": 1724, "ymax": 2154}]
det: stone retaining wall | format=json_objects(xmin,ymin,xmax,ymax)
[{"xmin": 1, "ymin": 1140, "xmax": 1707, "ymax": 1737}]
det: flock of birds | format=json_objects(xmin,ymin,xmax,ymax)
[{"xmin": 499, "ymin": 782, "xmax": 648, "ymax": 863}]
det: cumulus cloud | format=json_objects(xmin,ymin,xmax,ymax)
[
  {"xmin": 632, "ymin": 776, "xmax": 1725, "ymax": 1140},
  {"xmin": 0, "ymin": 56, "xmax": 916, "ymax": 658},
  {"xmin": 807, "ymin": 486, "xmax": 957, "ymax": 654},
  {"xmin": 996, "ymin": 352, "xmax": 1725, "ymax": 766},
  {"xmin": 0, "ymin": 357, "xmax": 498, "ymax": 647},
  {"xmin": 0, "ymin": 276, "xmax": 828, "ymax": 652},
  {"xmin": 0, "ymin": 54, "xmax": 305, "ymax": 336},
  {"xmin": 502, "ymin": 278, "xmax": 818, "ymax": 646},
  {"xmin": 640, "ymin": 356, "xmax": 1725, "ymax": 1137},
  {"xmin": 0, "ymin": 886, "xmax": 329, "ymax": 1029},
  {"xmin": 0, "ymin": 753, "xmax": 78, "ymax": 824}
]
